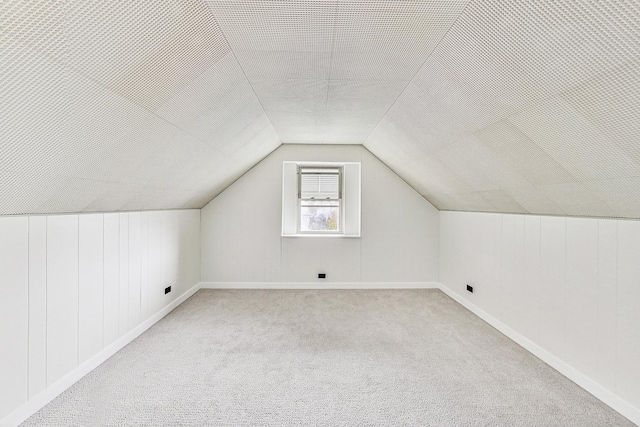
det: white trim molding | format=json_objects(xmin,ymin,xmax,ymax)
[
  {"xmin": 438, "ymin": 284, "xmax": 640, "ymax": 427},
  {"xmin": 198, "ymin": 282, "xmax": 440, "ymax": 290},
  {"xmin": 1, "ymin": 284, "xmax": 201, "ymax": 427}
]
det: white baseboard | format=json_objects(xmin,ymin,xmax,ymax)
[
  {"xmin": 199, "ymin": 281, "xmax": 440, "ymax": 289},
  {"xmin": 438, "ymin": 284, "xmax": 640, "ymax": 427},
  {"xmin": 1, "ymin": 283, "xmax": 201, "ymax": 427}
]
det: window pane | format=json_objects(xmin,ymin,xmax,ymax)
[{"xmin": 300, "ymin": 205, "xmax": 340, "ymax": 231}]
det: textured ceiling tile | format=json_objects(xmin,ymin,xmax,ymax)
[
  {"xmin": 0, "ymin": 0, "xmax": 66, "ymax": 62},
  {"xmin": 227, "ymin": 123, "xmax": 281, "ymax": 163},
  {"xmin": 585, "ymin": 178, "xmax": 640, "ymax": 219},
  {"xmin": 327, "ymin": 79, "xmax": 410, "ymax": 100},
  {"xmin": 34, "ymin": 178, "xmax": 118, "ymax": 214},
  {"xmin": 364, "ymin": 142, "xmax": 461, "ymax": 203},
  {"xmin": 0, "ymin": 1, "xmax": 62, "ymax": 42},
  {"xmin": 61, "ymin": 74, "xmax": 156, "ymax": 183},
  {"xmin": 0, "ymin": 177, "xmax": 66, "ymax": 216},
  {"xmin": 411, "ymin": 60, "xmax": 519, "ymax": 142},
  {"xmin": 268, "ymin": 111, "xmax": 319, "ymax": 135},
  {"xmin": 333, "ymin": 1, "xmax": 467, "ymax": 54},
  {"xmin": 234, "ymin": 51, "xmax": 331, "ymax": 80},
  {"xmin": 3, "ymin": 0, "xmax": 640, "ymax": 218},
  {"xmin": 510, "ymin": 97, "xmax": 639, "ymax": 182},
  {"xmin": 320, "ymin": 109, "xmax": 387, "ymax": 131},
  {"xmin": 497, "ymin": 1, "xmax": 640, "ymax": 94},
  {"xmin": 409, "ymin": 15, "xmax": 537, "ymax": 120},
  {"xmin": 437, "ymin": 191, "xmax": 496, "ymax": 213},
  {"xmin": 93, "ymin": 115, "xmax": 185, "ymax": 185},
  {"xmin": 317, "ymin": 131, "xmax": 373, "ymax": 145},
  {"xmin": 561, "ymin": 59, "xmax": 640, "ymax": 167},
  {"xmin": 378, "ymin": 86, "xmax": 468, "ymax": 153},
  {"xmin": 250, "ymin": 78, "xmax": 329, "ymax": 99},
  {"xmin": 129, "ymin": 135, "xmax": 219, "ymax": 192},
  {"xmin": 476, "ymin": 190, "xmax": 528, "ymax": 214},
  {"xmin": 474, "ymin": 121, "xmax": 577, "ymax": 186},
  {"xmin": 80, "ymin": 185, "xmax": 139, "ymax": 213},
  {"xmin": 210, "ymin": 0, "xmax": 467, "ymax": 146},
  {"xmin": 365, "ymin": 126, "xmax": 418, "ymax": 170},
  {"xmin": 395, "ymin": 156, "xmax": 473, "ymax": 196},
  {"xmin": 260, "ymin": 97, "xmax": 326, "ymax": 115},
  {"xmin": 204, "ymin": 102, "xmax": 268, "ymax": 150},
  {"xmin": 537, "ymin": 182, "xmax": 618, "ymax": 218},
  {"xmin": 306, "ymin": 122, "xmax": 369, "ymax": 139},
  {"xmin": 325, "ymin": 97, "xmax": 391, "ymax": 116},
  {"xmin": 168, "ymin": 155, "xmax": 236, "ymax": 193},
  {"xmin": 108, "ymin": 2, "xmax": 231, "ymax": 111},
  {"xmin": 417, "ymin": 1, "xmax": 640, "ymax": 100},
  {"xmin": 321, "ymin": 132, "xmax": 371, "ymax": 145},
  {"xmin": 503, "ymin": 186, "xmax": 566, "ymax": 216},
  {"xmin": 118, "ymin": 188, "xmax": 185, "ymax": 212},
  {"xmin": 215, "ymin": 114, "xmax": 275, "ymax": 157},
  {"xmin": 329, "ymin": 51, "xmax": 430, "ymax": 80},
  {"xmin": 205, "ymin": 0, "xmax": 335, "ymax": 53},
  {"xmin": 277, "ymin": 132, "xmax": 326, "ymax": 145},
  {"xmin": 0, "ymin": 36, "xmax": 74, "ymax": 215},
  {"xmin": 434, "ymin": 135, "xmax": 531, "ymax": 192},
  {"xmin": 66, "ymin": 1, "xmax": 186, "ymax": 86},
  {"xmin": 156, "ymin": 53, "xmax": 261, "ymax": 143},
  {"xmin": 370, "ymin": 0, "xmax": 640, "ymax": 218},
  {"xmin": 65, "ymin": 1, "xmax": 233, "ymax": 108},
  {"xmin": 365, "ymin": 121, "xmax": 436, "ymax": 167},
  {"xmin": 317, "ymin": 117, "xmax": 377, "ymax": 133}
]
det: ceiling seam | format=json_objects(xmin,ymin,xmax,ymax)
[
  {"xmin": 200, "ymin": 3, "xmax": 284, "ymax": 148},
  {"xmin": 360, "ymin": 0, "xmax": 475, "ymax": 146},
  {"xmin": 3, "ymin": 19, "xmax": 270, "ymax": 212},
  {"xmin": 383, "ymin": 54, "xmax": 640, "ymax": 197},
  {"xmin": 359, "ymin": 145, "xmax": 442, "ymax": 209},
  {"xmin": 4, "ymin": 17, "xmax": 243, "ymax": 161},
  {"xmin": 322, "ymin": 0, "xmax": 340, "ymax": 145}
]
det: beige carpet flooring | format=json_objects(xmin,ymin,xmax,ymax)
[{"xmin": 22, "ymin": 289, "xmax": 635, "ymax": 426}]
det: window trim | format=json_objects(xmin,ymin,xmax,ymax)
[
  {"xmin": 282, "ymin": 161, "xmax": 361, "ymax": 238},
  {"xmin": 297, "ymin": 165, "xmax": 343, "ymax": 234}
]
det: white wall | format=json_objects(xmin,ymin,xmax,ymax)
[
  {"xmin": 440, "ymin": 211, "xmax": 640, "ymax": 417},
  {"xmin": 201, "ymin": 144, "xmax": 439, "ymax": 284},
  {"xmin": 0, "ymin": 209, "xmax": 200, "ymax": 421}
]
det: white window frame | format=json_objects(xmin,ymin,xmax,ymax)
[
  {"xmin": 297, "ymin": 165, "xmax": 343, "ymax": 234},
  {"xmin": 282, "ymin": 161, "xmax": 361, "ymax": 238}
]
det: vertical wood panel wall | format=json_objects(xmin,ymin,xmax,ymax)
[
  {"xmin": 440, "ymin": 211, "xmax": 640, "ymax": 415},
  {"xmin": 0, "ymin": 209, "xmax": 200, "ymax": 421}
]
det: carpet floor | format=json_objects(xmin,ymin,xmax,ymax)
[{"xmin": 22, "ymin": 289, "xmax": 634, "ymax": 426}]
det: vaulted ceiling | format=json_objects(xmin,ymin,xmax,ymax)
[{"xmin": 1, "ymin": 1, "xmax": 639, "ymax": 218}]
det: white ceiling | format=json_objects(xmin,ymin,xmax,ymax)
[{"xmin": 1, "ymin": 0, "xmax": 639, "ymax": 218}]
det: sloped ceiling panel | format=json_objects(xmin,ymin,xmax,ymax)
[
  {"xmin": 0, "ymin": 0, "xmax": 280, "ymax": 215},
  {"xmin": 366, "ymin": 0, "xmax": 640, "ymax": 219},
  {"xmin": 2, "ymin": 0, "xmax": 639, "ymax": 219},
  {"xmin": 206, "ymin": 0, "xmax": 469, "ymax": 145}
]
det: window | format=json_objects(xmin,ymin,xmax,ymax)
[
  {"xmin": 298, "ymin": 166, "xmax": 342, "ymax": 233},
  {"xmin": 282, "ymin": 161, "xmax": 360, "ymax": 237}
]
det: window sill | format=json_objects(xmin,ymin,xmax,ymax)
[{"xmin": 281, "ymin": 233, "xmax": 361, "ymax": 238}]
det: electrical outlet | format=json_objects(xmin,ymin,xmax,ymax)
[
  {"xmin": 318, "ymin": 273, "xmax": 326, "ymax": 279},
  {"xmin": 165, "ymin": 286, "xmax": 171, "ymax": 294},
  {"xmin": 466, "ymin": 284, "xmax": 473, "ymax": 293}
]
